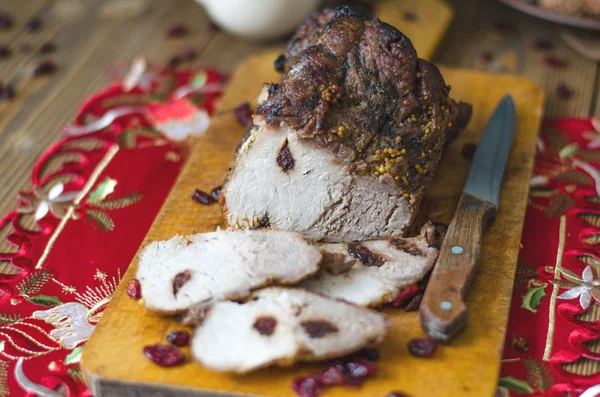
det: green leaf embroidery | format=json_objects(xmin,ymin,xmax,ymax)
[
  {"xmin": 577, "ymin": 253, "xmax": 600, "ymax": 267},
  {"xmin": 88, "ymin": 177, "xmax": 117, "ymax": 202},
  {"xmin": 521, "ymin": 286, "xmax": 547, "ymax": 313},
  {"xmin": 578, "ymin": 149, "xmax": 600, "ymax": 162},
  {"xmin": 577, "ymin": 212, "xmax": 600, "ymax": 227},
  {"xmin": 17, "ymin": 270, "xmax": 52, "ymax": 296},
  {"xmin": 529, "ymin": 187, "xmax": 557, "ymax": 198},
  {"xmin": 559, "ymin": 143, "xmax": 579, "ymax": 159},
  {"xmin": 26, "ymin": 294, "xmax": 62, "ymax": 307},
  {"xmin": 524, "ymin": 357, "xmax": 554, "ymax": 391},
  {"xmin": 516, "ymin": 262, "xmax": 538, "ymax": 277},
  {"xmin": 582, "ymin": 231, "xmax": 600, "ymax": 245},
  {"xmin": 0, "ymin": 312, "xmax": 21, "ymax": 325},
  {"xmin": 67, "ymin": 367, "xmax": 83, "ymax": 382},
  {"xmin": 65, "ymin": 345, "xmax": 84, "ymax": 365},
  {"xmin": 585, "ymin": 195, "xmax": 600, "ymax": 204},
  {"xmin": 542, "ymin": 128, "xmax": 568, "ymax": 152},
  {"xmin": 191, "ymin": 71, "xmax": 208, "ymax": 88},
  {"xmin": 117, "ymin": 130, "xmax": 137, "ymax": 149},
  {"xmin": 554, "ymin": 171, "xmax": 592, "ymax": 185},
  {"xmin": 545, "ymin": 194, "xmax": 575, "ymax": 217},
  {"xmin": 498, "ymin": 376, "xmax": 534, "ymax": 394},
  {"xmin": 86, "ymin": 209, "xmax": 115, "ymax": 232},
  {"xmin": 91, "ymin": 192, "xmax": 142, "ymax": 210}
]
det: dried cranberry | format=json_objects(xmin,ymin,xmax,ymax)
[
  {"xmin": 166, "ymin": 330, "xmax": 191, "ymax": 347},
  {"xmin": 39, "ymin": 42, "xmax": 56, "ymax": 54},
  {"xmin": 0, "ymin": 13, "xmax": 13, "ymax": 30},
  {"xmin": 543, "ymin": 55, "xmax": 568, "ymax": 69},
  {"xmin": 346, "ymin": 358, "xmax": 377, "ymax": 382},
  {"xmin": 253, "ymin": 316, "xmax": 278, "ymax": 336},
  {"xmin": 387, "ymin": 392, "xmax": 410, "ymax": 397},
  {"xmin": 321, "ymin": 366, "xmax": 345, "ymax": 386},
  {"xmin": 166, "ymin": 24, "xmax": 188, "ymax": 38},
  {"xmin": 347, "ymin": 243, "xmax": 385, "ymax": 267},
  {"xmin": 173, "ymin": 270, "xmax": 192, "ymax": 295},
  {"xmin": 33, "ymin": 61, "xmax": 57, "ymax": 76},
  {"xmin": 210, "ymin": 186, "xmax": 221, "ymax": 202},
  {"xmin": 274, "ymin": 54, "xmax": 286, "ymax": 72},
  {"xmin": 403, "ymin": 293, "xmax": 423, "ymax": 312},
  {"xmin": 0, "ymin": 46, "xmax": 11, "ymax": 58},
  {"xmin": 403, "ymin": 11, "xmax": 419, "ymax": 21},
  {"xmin": 461, "ymin": 143, "xmax": 477, "ymax": 160},
  {"xmin": 408, "ymin": 338, "xmax": 437, "ymax": 358},
  {"xmin": 143, "ymin": 344, "xmax": 184, "ymax": 367},
  {"xmin": 233, "ymin": 102, "xmax": 253, "ymax": 127},
  {"xmin": 533, "ymin": 38, "xmax": 554, "ymax": 50},
  {"xmin": 179, "ymin": 48, "xmax": 196, "ymax": 61},
  {"xmin": 300, "ymin": 320, "xmax": 338, "ymax": 338},
  {"xmin": 292, "ymin": 375, "xmax": 323, "ymax": 397},
  {"xmin": 126, "ymin": 279, "xmax": 142, "ymax": 300},
  {"xmin": 392, "ymin": 284, "xmax": 420, "ymax": 307},
  {"xmin": 556, "ymin": 83, "xmax": 573, "ymax": 99},
  {"xmin": 479, "ymin": 51, "xmax": 493, "ymax": 63},
  {"xmin": 277, "ymin": 139, "xmax": 295, "ymax": 172},
  {"xmin": 191, "ymin": 189, "xmax": 212, "ymax": 205},
  {"xmin": 24, "ymin": 17, "xmax": 41, "ymax": 32},
  {"xmin": 167, "ymin": 56, "xmax": 181, "ymax": 68}
]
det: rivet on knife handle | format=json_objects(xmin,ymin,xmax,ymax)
[{"xmin": 420, "ymin": 193, "xmax": 496, "ymax": 343}]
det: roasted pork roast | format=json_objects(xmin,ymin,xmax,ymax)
[{"xmin": 221, "ymin": 6, "xmax": 471, "ymax": 242}]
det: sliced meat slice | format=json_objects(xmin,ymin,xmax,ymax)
[
  {"xmin": 301, "ymin": 225, "xmax": 439, "ymax": 306},
  {"xmin": 191, "ymin": 287, "xmax": 388, "ymax": 373},
  {"xmin": 136, "ymin": 229, "xmax": 322, "ymax": 315}
]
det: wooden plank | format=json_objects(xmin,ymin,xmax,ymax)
[{"xmin": 81, "ymin": 51, "xmax": 544, "ymax": 397}]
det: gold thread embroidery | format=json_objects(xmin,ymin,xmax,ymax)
[
  {"xmin": 543, "ymin": 215, "xmax": 567, "ymax": 361},
  {"xmin": 2, "ymin": 326, "xmax": 56, "ymax": 350},
  {"xmin": 35, "ymin": 145, "xmax": 120, "ymax": 270}
]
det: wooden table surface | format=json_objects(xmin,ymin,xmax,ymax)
[{"xmin": 1, "ymin": 0, "xmax": 599, "ymax": 379}]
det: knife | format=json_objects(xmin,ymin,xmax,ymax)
[{"xmin": 420, "ymin": 95, "xmax": 516, "ymax": 343}]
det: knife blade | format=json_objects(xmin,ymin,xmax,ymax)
[{"xmin": 419, "ymin": 95, "xmax": 516, "ymax": 343}]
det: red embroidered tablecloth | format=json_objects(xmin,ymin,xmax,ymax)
[{"xmin": 0, "ymin": 68, "xmax": 598, "ymax": 396}]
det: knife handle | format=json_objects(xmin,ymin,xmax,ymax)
[{"xmin": 420, "ymin": 192, "xmax": 497, "ymax": 343}]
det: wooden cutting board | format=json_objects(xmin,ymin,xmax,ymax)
[{"xmin": 81, "ymin": 52, "xmax": 544, "ymax": 397}]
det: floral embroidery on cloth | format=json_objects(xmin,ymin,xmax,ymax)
[{"xmin": 0, "ymin": 64, "xmax": 226, "ymax": 396}]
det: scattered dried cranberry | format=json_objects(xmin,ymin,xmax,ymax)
[
  {"xmin": 461, "ymin": 143, "xmax": 477, "ymax": 160},
  {"xmin": 543, "ymin": 55, "xmax": 568, "ymax": 69},
  {"xmin": 345, "ymin": 358, "xmax": 378, "ymax": 386},
  {"xmin": 210, "ymin": 186, "xmax": 221, "ymax": 202},
  {"xmin": 403, "ymin": 293, "xmax": 423, "ymax": 312},
  {"xmin": 253, "ymin": 316, "xmax": 278, "ymax": 336},
  {"xmin": 392, "ymin": 284, "xmax": 420, "ymax": 307},
  {"xmin": 479, "ymin": 51, "xmax": 493, "ymax": 63},
  {"xmin": 322, "ymin": 366, "xmax": 345, "ymax": 386},
  {"xmin": 277, "ymin": 139, "xmax": 295, "ymax": 172},
  {"xmin": 179, "ymin": 48, "xmax": 196, "ymax": 61},
  {"xmin": 233, "ymin": 102, "xmax": 253, "ymax": 127},
  {"xmin": 39, "ymin": 42, "xmax": 56, "ymax": 54},
  {"xmin": 292, "ymin": 375, "xmax": 323, "ymax": 397},
  {"xmin": 166, "ymin": 330, "xmax": 190, "ymax": 346},
  {"xmin": 143, "ymin": 344, "xmax": 184, "ymax": 367},
  {"xmin": 347, "ymin": 243, "xmax": 385, "ymax": 267},
  {"xmin": 166, "ymin": 24, "xmax": 188, "ymax": 38},
  {"xmin": 126, "ymin": 279, "xmax": 142, "ymax": 300},
  {"xmin": 0, "ymin": 45, "xmax": 11, "ymax": 58},
  {"xmin": 403, "ymin": 11, "xmax": 419, "ymax": 21},
  {"xmin": 387, "ymin": 392, "xmax": 410, "ymax": 397},
  {"xmin": 274, "ymin": 54, "xmax": 286, "ymax": 72},
  {"xmin": 0, "ymin": 83, "xmax": 14, "ymax": 101},
  {"xmin": 24, "ymin": 17, "xmax": 41, "ymax": 32},
  {"xmin": 191, "ymin": 189, "xmax": 212, "ymax": 205},
  {"xmin": 408, "ymin": 338, "xmax": 437, "ymax": 358},
  {"xmin": 0, "ymin": 13, "xmax": 13, "ymax": 30},
  {"xmin": 167, "ymin": 56, "xmax": 181, "ymax": 68},
  {"xmin": 33, "ymin": 60, "xmax": 57, "ymax": 76},
  {"xmin": 533, "ymin": 38, "xmax": 554, "ymax": 50},
  {"xmin": 556, "ymin": 82, "xmax": 573, "ymax": 100}
]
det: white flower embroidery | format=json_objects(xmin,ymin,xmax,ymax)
[
  {"xmin": 556, "ymin": 266, "xmax": 600, "ymax": 310},
  {"xmin": 18, "ymin": 183, "xmax": 80, "ymax": 221}
]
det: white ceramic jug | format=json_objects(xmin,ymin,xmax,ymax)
[{"xmin": 195, "ymin": 0, "xmax": 321, "ymax": 40}]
